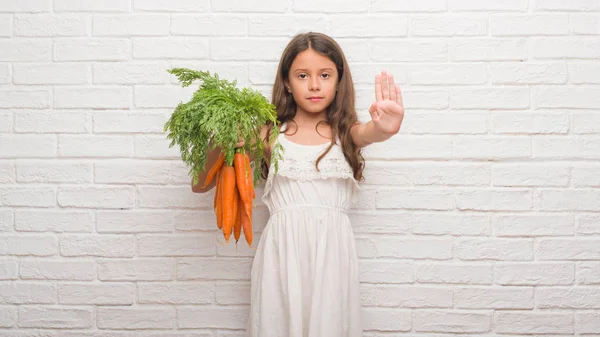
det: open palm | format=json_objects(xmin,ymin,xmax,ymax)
[{"xmin": 368, "ymin": 70, "xmax": 405, "ymax": 135}]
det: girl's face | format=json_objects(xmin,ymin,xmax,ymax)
[{"xmin": 286, "ymin": 48, "xmax": 339, "ymax": 118}]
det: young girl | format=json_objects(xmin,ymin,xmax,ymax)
[{"xmin": 193, "ymin": 32, "xmax": 404, "ymax": 337}]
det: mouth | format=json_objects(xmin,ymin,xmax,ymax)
[{"xmin": 308, "ymin": 97, "xmax": 324, "ymax": 102}]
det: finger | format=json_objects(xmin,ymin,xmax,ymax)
[
  {"xmin": 395, "ymin": 84, "xmax": 403, "ymax": 107},
  {"xmin": 381, "ymin": 70, "xmax": 389, "ymax": 100},
  {"xmin": 375, "ymin": 74, "xmax": 382, "ymax": 102},
  {"xmin": 388, "ymin": 73, "xmax": 396, "ymax": 102},
  {"xmin": 368, "ymin": 104, "xmax": 380, "ymax": 120}
]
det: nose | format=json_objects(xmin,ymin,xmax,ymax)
[{"xmin": 309, "ymin": 77, "xmax": 320, "ymax": 91}]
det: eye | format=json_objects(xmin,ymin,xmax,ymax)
[
  {"xmin": 321, "ymin": 73, "xmax": 330, "ymax": 79},
  {"xmin": 298, "ymin": 74, "xmax": 307, "ymax": 79}
]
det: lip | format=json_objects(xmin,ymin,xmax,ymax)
[{"xmin": 308, "ymin": 97, "xmax": 324, "ymax": 102}]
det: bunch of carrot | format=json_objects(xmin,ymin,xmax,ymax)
[{"xmin": 203, "ymin": 149, "xmax": 255, "ymax": 246}]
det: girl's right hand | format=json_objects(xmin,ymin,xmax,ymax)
[{"xmin": 235, "ymin": 136, "xmax": 245, "ymax": 149}]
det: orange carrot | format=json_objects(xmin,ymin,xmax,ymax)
[
  {"xmin": 203, "ymin": 152, "xmax": 225, "ymax": 188},
  {"xmin": 241, "ymin": 199, "xmax": 252, "ymax": 246},
  {"xmin": 234, "ymin": 151, "xmax": 252, "ymax": 218},
  {"xmin": 221, "ymin": 165, "xmax": 236, "ymax": 243},
  {"xmin": 215, "ymin": 167, "xmax": 224, "ymax": 230},
  {"xmin": 234, "ymin": 192, "xmax": 242, "ymax": 243},
  {"xmin": 244, "ymin": 153, "xmax": 256, "ymax": 200}
]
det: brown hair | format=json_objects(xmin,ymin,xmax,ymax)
[{"xmin": 262, "ymin": 32, "xmax": 365, "ymax": 182}]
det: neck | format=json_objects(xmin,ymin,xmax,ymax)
[{"xmin": 292, "ymin": 109, "xmax": 327, "ymax": 127}]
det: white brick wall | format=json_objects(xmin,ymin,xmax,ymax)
[{"xmin": 0, "ymin": 0, "xmax": 598, "ymax": 335}]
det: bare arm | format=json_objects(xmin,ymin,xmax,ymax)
[{"xmin": 350, "ymin": 121, "xmax": 396, "ymax": 148}]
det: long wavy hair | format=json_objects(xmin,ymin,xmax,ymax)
[{"xmin": 262, "ymin": 32, "xmax": 365, "ymax": 182}]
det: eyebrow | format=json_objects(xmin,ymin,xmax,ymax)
[{"xmin": 293, "ymin": 68, "xmax": 334, "ymax": 72}]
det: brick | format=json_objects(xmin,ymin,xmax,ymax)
[
  {"xmin": 137, "ymin": 186, "xmax": 212, "ymax": 209},
  {"xmin": 0, "ymin": 90, "xmax": 51, "ymax": 108},
  {"xmin": 364, "ymin": 136, "xmax": 453, "ymax": 159},
  {"xmin": 0, "ymin": 162, "xmax": 15, "ymax": 184},
  {"xmin": 405, "ymin": 112, "xmax": 487, "ymax": 133},
  {"xmin": 0, "ymin": 258, "xmax": 18, "ymax": 280},
  {"xmin": 377, "ymin": 188, "xmax": 455, "ymax": 210},
  {"xmin": 496, "ymin": 311, "xmax": 573, "ymax": 334},
  {"xmin": 411, "ymin": 15, "xmax": 487, "ymax": 36},
  {"xmin": 54, "ymin": 39, "xmax": 130, "ymax": 61},
  {"xmin": 494, "ymin": 214, "xmax": 574, "ymax": 236},
  {"xmin": 538, "ymin": 288, "xmax": 600, "ymax": 309},
  {"xmin": 534, "ymin": 137, "xmax": 600, "ymax": 159},
  {"xmin": 60, "ymin": 235, "xmax": 135, "ymax": 257},
  {"xmin": 0, "ymin": 0, "xmax": 51, "ymax": 12},
  {"xmin": 0, "ymin": 64, "xmax": 9, "ymax": 83},
  {"xmin": 0, "ymin": 40, "xmax": 51, "ymax": 61},
  {"xmin": 371, "ymin": 0, "xmax": 447, "ymax": 12},
  {"xmin": 210, "ymin": 38, "xmax": 285, "ymax": 61},
  {"xmin": 537, "ymin": 238, "xmax": 600, "ymax": 260},
  {"xmin": 539, "ymin": 189, "xmax": 600, "ymax": 211},
  {"xmin": 248, "ymin": 16, "xmax": 329, "ymax": 37},
  {"xmin": 455, "ymin": 287, "xmax": 533, "ymax": 309},
  {"xmin": 13, "ymin": 63, "xmax": 89, "ymax": 84},
  {"xmin": 93, "ymin": 62, "xmax": 171, "ymax": 84},
  {"xmin": 374, "ymin": 237, "xmax": 453, "ymax": 259},
  {"xmin": 367, "ymin": 284, "xmax": 453, "ymax": 308},
  {"xmin": 450, "ymin": 88, "xmax": 530, "ymax": 109},
  {"xmin": 359, "ymin": 260, "xmax": 414, "ymax": 283},
  {"xmin": 454, "ymin": 137, "xmax": 531, "ymax": 159},
  {"xmin": 98, "ymin": 258, "xmax": 174, "ymax": 281},
  {"xmin": 93, "ymin": 15, "xmax": 170, "ymax": 36},
  {"xmin": 364, "ymin": 308, "xmax": 412, "ymax": 331},
  {"xmin": 494, "ymin": 262, "xmax": 574, "ymax": 285},
  {"xmin": 0, "ymin": 186, "xmax": 56, "ymax": 207},
  {"xmin": 372, "ymin": 40, "xmax": 447, "ymax": 62},
  {"xmin": 0, "ymin": 210, "xmax": 12, "ymax": 231},
  {"xmin": 450, "ymin": 0, "xmax": 527, "ymax": 11},
  {"xmin": 456, "ymin": 238, "xmax": 533, "ymax": 261},
  {"xmin": 571, "ymin": 14, "xmax": 600, "ymax": 35},
  {"xmin": 15, "ymin": 112, "xmax": 90, "ymax": 133},
  {"xmin": 578, "ymin": 262, "xmax": 600, "ymax": 285},
  {"xmin": 533, "ymin": 38, "xmax": 600, "ymax": 59},
  {"xmin": 19, "ymin": 306, "xmax": 92, "ymax": 328},
  {"xmin": 492, "ymin": 163, "xmax": 570, "ymax": 187},
  {"xmin": 491, "ymin": 14, "xmax": 569, "ymax": 36},
  {"xmin": 134, "ymin": 85, "xmax": 195, "ymax": 109},
  {"xmin": 177, "ymin": 307, "xmax": 246, "ymax": 329},
  {"xmin": 536, "ymin": 87, "xmax": 600, "ymax": 108},
  {"xmin": 348, "ymin": 211, "xmax": 410, "ymax": 234},
  {"xmin": 138, "ymin": 234, "xmax": 215, "ymax": 257},
  {"xmin": 0, "ymin": 283, "xmax": 56, "ymax": 304},
  {"xmin": 414, "ymin": 310, "xmax": 492, "ymax": 333},
  {"xmin": 457, "ymin": 189, "xmax": 532, "ymax": 211},
  {"xmin": 54, "ymin": 0, "xmax": 130, "ymax": 12},
  {"xmin": 20, "ymin": 259, "xmax": 95, "ymax": 280},
  {"xmin": 412, "ymin": 213, "xmax": 490, "ymax": 235},
  {"xmin": 59, "ymin": 283, "xmax": 134, "ymax": 305},
  {"xmin": 0, "ymin": 306, "xmax": 16, "ymax": 327},
  {"xmin": 172, "ymin": 15, "xmax": 246, "ymax": 36},
  {"xmin": 16, "ymin": 161, "xmax": 92, "ymax": 183},
  {"xmin": 54, "ymin": 87, "xmax": 131, "ymax": 109},
  {"xmin": 173, "ymin": 210, "xmax": 223, "ymax": 232},
  {"xmin": 58, "ymin": 186, "xmax": 134, "ymax": 209},
  {"xmin": 215, "ymin": 282, "xmax": 250, "ymax": 305},
  {"xmin": 491, "ymin": 62, "xmax": 567, "ymax": 84},
  {"xmin": 94, "ymin": 160, "xmax": 170, "ymax": 185},
  {"xmin": 138, "ymin": 282, "xmax": 213, "ymax": 304},
  {"xmin": 15, "ymin": 210, "xmax": 93, "ymax": 232},
  {"xmin": 177, "ymin": 258, "xmax": 252, "ymax": 280},
  {"xmin": 294, "ymin": 0, "xmax": 366, "ymax": 12},
  {"xmin": 0, "ymin": 16, "xmax": 11, "ymax": 37},
  {"xmin": 58, "ymin": 135, "xmax": 133, "ymax": 158},
  {"xmin": 577, "ymin": 312, "xmax": 600, "ymax": 334},
  {"xmin": 133, "ymin": 38, "xmax": 208, "ymax": 59},
  {"xmin": 14, "ymin": 14, "xmax": 87, "ymax": 36},
  {"xmin": 134, "ymin": 0, "xmax": 209, "ymax": 12},
  {"xmin": 330, "ymin": 15, "xmax": 407, "ymax": 37},
  {"xmin": 450, "ymin": 38, "xmax": 527, "ymax": 61},
  {"xmin": 535, "ymin": 0, "xmax": 600, "ymax": 11},
  {"xmin": 93, "ymin": 112, "xmax": 168, "ymax": 132},
  {"xmin": 409, "ymin": 64, "xmax": 487, "ymax": 85},
  {"xmin": 97, "ymin": 307, "xmax": 175, "ymax": 329},
  {"xmin": 491, "ymin": 112, "xmax": 569, "ymax": 134},
  {"xmin": 571, "ymin": 112, "xmax": 600, "ymax": 134},
  {"xmin": 577, "ymin": 214, "xmax": 600, "ymax": 235},
  {"xmin": 416, "ymin": 263, "xmax": 492, "ymax": 284}
]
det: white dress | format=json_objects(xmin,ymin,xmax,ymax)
[{"xmin": 246, "ymin": 126, "xmax": 363, "ymax": 337}]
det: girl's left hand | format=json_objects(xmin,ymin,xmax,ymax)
[{"xmin": 368, "ymin": 70, "xmax": 405, "ymax": 135}]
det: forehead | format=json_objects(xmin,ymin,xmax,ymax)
[{"xmin": 290, "ymin": 49, "xmax": 336, "ymax": 71}]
